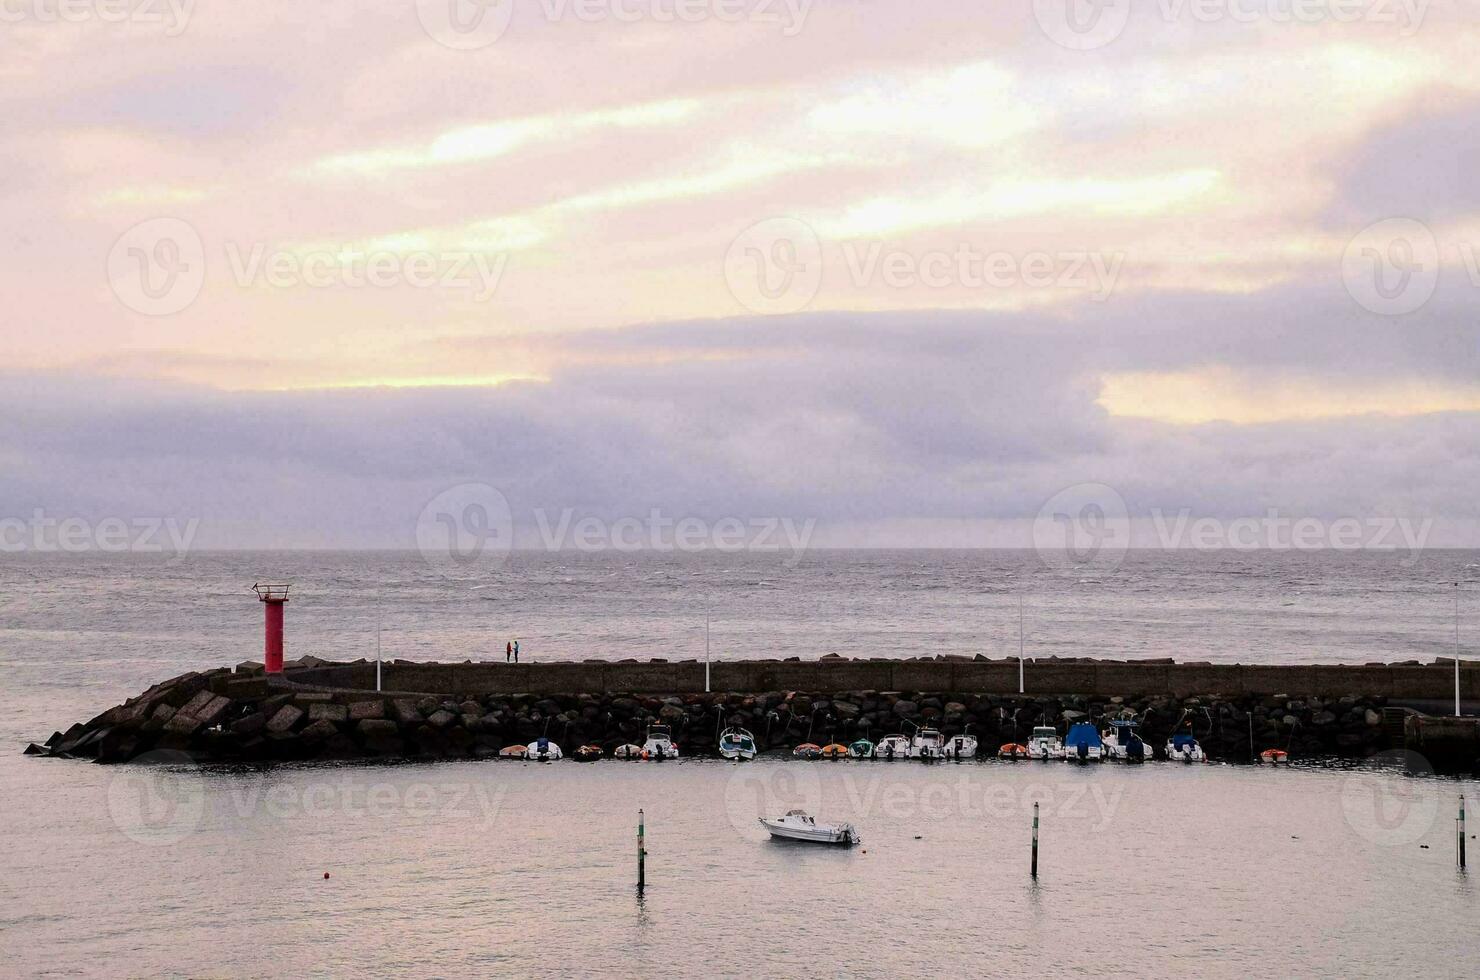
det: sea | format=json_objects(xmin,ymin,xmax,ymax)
[{"xmin": 2, "ymin": 550, "xmax": 1478, "ymax": 977}]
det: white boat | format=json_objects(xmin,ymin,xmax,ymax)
[
  {"xmin": 642, "ymin": 724, "xmax": 679, "ymax": 760},
  {"xmin": 1103, "ymin": 720, "xmax": 1150, "ymax": 762},
  {"xmin": 758, "ymin": 809, "xmax": 860, "ymax": 846},
  {"xmin": 1063, "ymin": 722, "xmax": 1104, "ymax": 762},
  {"xmin": 875, "ymin": 734, "xmax": 911, "ymax": 760},
  {"xmin": 910, "ymin": 727, "xmax": 945, "ymax": 760},
  {"xmin": 943, "ymin": 734, "xmax": 977, "ymax": 760},
  {"xmin": 526, "ymin": 737, "xmax": 562, "ymax": 761},
  {"xmin": 1027, "ymin": 725, "xmax": 1064, "ymax": 761},
  {"xmin": 719, "ymin": 726, "xmax": 757, "ymax": 760},
  {"xmin": 1166, "ymin": 733, "xmax": 1206, "ymax": 763}
]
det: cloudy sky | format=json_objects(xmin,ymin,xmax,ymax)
[{"xmin": 3, "ymin": 0, "xmax": 1478, "ymax": 548}]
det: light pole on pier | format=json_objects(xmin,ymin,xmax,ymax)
[{"xmin": 1018, "ymin": 592, "xmax": 1025, "ymax": 695}]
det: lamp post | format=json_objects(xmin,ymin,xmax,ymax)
[{"xmin": 1018, "ymin": 592, "xmax": 1025, "ymax": 695}]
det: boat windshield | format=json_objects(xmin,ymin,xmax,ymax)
[{"xmin": 1031, "ymin": 727, "xmax": 1056, "ymax": 737}]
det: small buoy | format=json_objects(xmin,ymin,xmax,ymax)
[
  {"xmin": 1420, "ymin": 845, "xmax": 1430, "ymax": 849},
  {"xmin": 861, "ymin": 849, "xmax": 867, "ymax": 854},
  {"xmin": 323, "ymin": 872, "xmax": 331, "ymax": 879},
  {"xmin": 913, "ymin": 835, "xmax": 922, "ymax": 840}
]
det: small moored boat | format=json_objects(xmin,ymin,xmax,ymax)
[
  {"xmin": 1028, "ymin": 725, "xmax": 1064, "ymax": 761},
  {"xmin": 910, "ymin": 727, "xmax": 945, "ymax": 761},
  {"xmin": 719, "ymin": 726, "xmax": 758, "ymax": 760},
  {"xmin": 611, "ymin": 743, "xmax": 644, "ymax": 760},
  {"xmin": 1103, "ymin": 719, "xmax": 1149, "ymax": 762},
  {"xmin": 876, "ymin": 734, "xmax": 910, "ymax": 760},
  {"xmin": 998, "ymin": 742, "xmax": 1029, "ymax": 760},
  {"xmin": 944, "ymin": 734, "xmax": 977, "ymax": 760},
  {"xmin": 1166, "ymin": 732, "xmax": 1206, "ymax": 763},
  {"xmin": 1063, "ymin": 722, "xmax": 1104, "ymax": 763},
  {"xmin": 499, "ymin": 744, "xmax": 528, "ymax": 759},
  {"xmin": 527, "ymin": 737, "xmax": 563, "ymax": 761},
  {"xmin": 759, "ymin": 809, "xmax": 860, "ymax": 846},
  {"xmin": 573, "ymin": 744, "xmax": 603, "ymax": 762},
  {"xmin": 792, "ymin": 742, "xmax": 822, "ymax": 759},
  {"xmin": 848, "ymin": 738, "xmax": 875, "ymax": 759},
  {"xmin": 1259, "ymin": 748, "xmax": 1289, "ymax": 765},
  {"xmin": 642, "ymin": 724, "xmax": 679, "ymax": 760},
  {"xmin": 820, "ymin": 743, "xmax": 850, "ymax": 760}
]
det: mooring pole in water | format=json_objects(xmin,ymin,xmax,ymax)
[
  {"xmin": 375, "ymin": 608, "xmax": 382, "ymax": 693},
  {"xmin": 638, "ymin": 808, "xmax": 647, "ymax": 893},
  {"xmin": 1460, "ymin": 795, "xmax": 1468, "ymax": 871},
  {"xmin": 1031, "ymin": 801, "xmax": 1039, "ymax": 879}
]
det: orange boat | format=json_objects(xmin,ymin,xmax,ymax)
[
  {"xmin": 998, "ymin": 742, "xmax": 1029, "ymax": 760},
  {"xmin": 819, "ymin": 743, "xmax": 850, "ymax": 759},
  {"xmin": 1259, "ymin": 748, "xmax": 1289, "ymax": 765}
]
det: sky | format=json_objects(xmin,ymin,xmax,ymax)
[{"xmin": 2, "ymin": 0, "xmax": 1479, "ymax": 550}]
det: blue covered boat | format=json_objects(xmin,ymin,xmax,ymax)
[
  {"xmin": 1166, "ymin": 731, "xmax": 1206, "ymax": 763},
  {"xmin": 1063, "ymin": 722, "xmax": 1104, "ymax": 762},
  {"xmin": 1103, "ymin": 719, "xmax": 1148, "ymax": 762}
]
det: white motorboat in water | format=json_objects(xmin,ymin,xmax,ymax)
[
  {"xmin": 943, "ymin": 734, "xmax": 977, "ymax": 760},
  {"xmin": 1166, "ymin": 733, "xmax": 1206, "ymax": 762},
  {"xmin": 758, "ymin": 809, "xmax": 860, "ymax": 845},
  {"xmin": 875, "ymin": 734, "xmax": 911, "ymax": 760},
  {"xmin": 526, "ymin": 737, "xmax": 563, "ymax": 761},
  {"xmin": 1027, "ymin": 725, "xmax": 1065, "ymax": 761},
  {"xmin": 1103, "ymin": 719, "xmax": 1150, "ymax": 762},
  {"xmin": 910, "ymin": 727, "xmax": 945, "ymax": 760},
  {"xmin": 719, "ymin": 726, "xmax": 757, "ymax": 760},
  {"xmin": 642, "ymin": 724, "xmax": 679, "ymax": 760}
]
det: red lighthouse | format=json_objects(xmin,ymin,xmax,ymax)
[{"xmin": 252, "ymin": 583, "xmax": 291, "ymax": 673}]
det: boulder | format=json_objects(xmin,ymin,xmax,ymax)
[
  {"xmin": 195, "ymin": 696, "xmax": 233, "ymax": 727},
  {"xmin": 892, "ymin": 700, "xmax": 918, "ymax": 716},
  {"xmin": 231, "ymin": 712, "xmax": 267, "ymax": 736},
  {"xmin": 178, "ymin": 689, "xmax": 217, "ymax": 718},
  {"xmin": 309, "ymin": 703, "xmax": 349, "ymax": 723},
  {"xmin": 392, "ymin": 700, "xmax": 422, "ymax": 724},
  {"xmin": 427, "ymin": 709, "xmax": 457, "ymax": 728},
  {"xmin": 164, "ymin": 713, "xmax": 204, "ymax": 735},
  {"xmin": 348, "ymin": 701, "xmax": 386, "ymax": 721},
  {"xmin": 300, "ymin": 719, "xmax": 340, "ymax": 741},
  {"xmin": 266, "ymin": 705, "xmax": 304, "ymax": 734}
]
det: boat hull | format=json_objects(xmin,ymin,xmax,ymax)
[{"xmin": 759, "ymin": 819, "xmax": 859, "ymax": 845}]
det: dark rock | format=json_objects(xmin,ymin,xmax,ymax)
[
  {"xmin": 164, "ymin": 713, "xmax": 204, "ymax": 736},
  {"xmin": 266, "ymin": 705, "xmax": 304, "ymax": 733},
  {"xmin": 196, "ymin": 696, "xmax": 233, "ymax": 727},
  {"xmin": 231, "ymin": 712, "xmax": 268, "ymax": 736},
  {"xmin": 348, "ymin": 700, "xmax": 386, "ymax": 721},
  {"xmin": 309, "ymin": 703, "xmax": 349, "ymax": 723},
  {"xmin": 300, "ymin": 719, "xmax": 340, "ymax": 741},
  {"xmin": 427, "ymin": 709, "xmax": 457, "ymax": 728},
  {"xmin": 392, "ymin": 700, "xmax": 422, "ymax": 724}
]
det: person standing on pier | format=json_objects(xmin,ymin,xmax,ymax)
[
  {"xmin": 506, "ymin": 640, "xmax": 512, "ymax": 663},
  {"xmin": 514, "ymin": 639, "xmax": 520, "ymax": 663}
]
